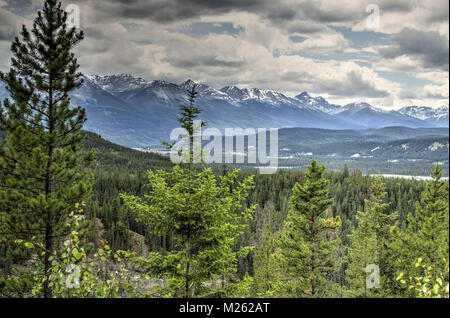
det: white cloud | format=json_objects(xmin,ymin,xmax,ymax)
[
  {"xmin": 423, "ymin": 82, "xmax": 449, "ymax": 99},
  {"xmin": 372, "ymin": 54, "xmax": 424, "ymax": 73},
  {"xmin": 290, "ymin": 30, "xmax": 349, "ymax": 53}
]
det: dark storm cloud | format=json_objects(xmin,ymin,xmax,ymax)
[
  {"xmin": 86, "ymin": 0, "xmax": 417, "ymax": 25},
  {"xmin": 378, "ymin": 1, "xmax": 415, "ymax": 12},
  {"xmin": 423, "ymin": 0, "xmax": 449, "ymax": 23},
  {"xmin": 3, "ymin": 0, "xmax": 38, "ymax": 15},
  {"xmin": 88, "ymin": 0, "xmax": 268, "ymax": 23},
  {"xmin": 296, "ymin": 1, "xmax": 362, "ymax": 24},
  {"xmin": 0, "ymin": 27, "xmax": 15, "ymax": 41},
  {"xmin": 286, "ymin": 21, "xmax": 328, "ymax": 35},
  {"xmin": 0, "ymin": 24, "xmax": 16, "ymax": 41},
  {"xmin": 74, "ymin": 0, "xmax": 366, "ymax": 26},
  {"xmin": 0, "ymin": 9, "xmax": 20, "ymax": 41},
  {"xmin": 379, "ymin": 28, "xmax": 449, "ymax": 71},
  {"xmin": 168, "ymin": 55, "xmax": 245, "ymax": 69}
]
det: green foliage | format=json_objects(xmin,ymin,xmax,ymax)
[
  {"xmin": 397, "ymin": 258, "xmax": 449, "ymax": 298},
  {"xmin": 121, "ymin": 165, "xmax": 255, "ymax": 298},
  {"xmin": 177, "ymin": 83, "xmax": 206, "ymax": 139},
  {"xmin": 14, "ymin": 207, "xmax": 142, "ymax": 298},
  {"xmin": 407, "ymin": 163, "xmax": 449, "ymax": 265},
  {"xmin": 164, "ymin": 83, "xmax": 206, "ymax": 163},
  {"xmin": 0, "ymin": 269, "xmax": 35, "ymax": 297},
  {"xmin": 0, "ymin": 0, "xmax": 94, "ymax": 297},
  {"xmin": 393, "ymin": 163, "xmax": 449, "ymax": 296},
  {"xmin": 252, "ymin": 222, "xmax": 280, "ymax": 297},
  {"xmin": 83, "ymin": 131, "xmax": 172, "ymax": 173},
  {"xmin": 345, "ymin": 177, "xmax": 398, "ymax": 297},
  {"xmin": 274, "ymin": 159, "xmax": 341, "ymax": 297}
]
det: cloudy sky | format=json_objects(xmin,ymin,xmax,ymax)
[{"xmin": 0, "ymin": 0, "xmax": 448, "ymax": 109}]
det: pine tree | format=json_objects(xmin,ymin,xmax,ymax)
[
  {"xmin": 275, "ymin": 159, "xmax": 341, "ymax": 297},
  {"xmin": 0, "ymin": 0, "xmax": 93, "ymax": 297},
  {"xmin": 253, "ymin": 220, "xmax": 279, "ymax": 297},
  {"xmin": 402, "ymin": 163, "xmax": 449, "ymax": 284},
  {"xmin": 343, "ymin": 164, "xmax": 349, "ymax": 179},
  {"xmin": 345, "ymin": 177, "xmax": 398, "ymax": 297},
  {"xmin": 165, "ymin": 83, "xmax": 206, "ymax": 164},
  {"xmin": 121, "ymin": 167, "xmax": 255, "ymax": 298},
  {"xmin": 123, "ymin": 80, "xmax": 255, "ymax": 298}
]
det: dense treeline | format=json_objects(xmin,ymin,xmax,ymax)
[
  {"xmin": 1, "ymin": 153, "xmax": 448, "ymax": 297},
  {"xmin": 82, "ymin": 163, "xmax": 430, "ymax": 274}
]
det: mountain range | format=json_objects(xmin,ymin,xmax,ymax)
[{"xmin": 0, "ymin": 74, "xmax": 448, "ymax": 147}]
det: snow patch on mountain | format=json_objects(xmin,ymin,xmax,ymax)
[
  {"xmin": 398, "ymin": 105, "xmax": 449, "ymax": 121},
  {"xmin": 295, "ymin": 92, "xmax": 340, "ymax": 113},
  {"xmin": 88, "ymin": 73, "xmax": 149, "ymax": 93},
  {"xmin": 333, "ymin": 102, "xmax": 385, "ymax": 114}
]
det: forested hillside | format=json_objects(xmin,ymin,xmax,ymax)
[{"xmin": 82, "ymin": 131, "xmax": 172, "ymax": 172}]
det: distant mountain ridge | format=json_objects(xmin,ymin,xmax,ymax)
[
  {"xmin": 398, "ymin": 105, "xmax": 449, "ymax": 124},
  {"xmin": 0, "ymin": 74, "xmax": 448, "ymax": 147}
]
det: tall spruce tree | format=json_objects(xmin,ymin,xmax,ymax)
[
  {"xmin": 0, "ymin": 0, "xmax": 93, "ymax": 297},
  {"xmin": 122, "ymin": 81, "xmax": 254, "ymax": 298},
  {"xmin": 164, "ymin": 83, "xmax": 206, "ymax": 164},
  {"xmin": 253, "ymin": 220, "xmax": 279, "ymax": 297},
  {"xmin": 345, "ymin": 177, "xmax": 398, "ymax": 297},
  {"xmin": 121, "ymin": 166, "xmax": 255, "ymax": 298},
  {"xmin": 275, "ymin": 159, "xmax": 341, "ymax": 297},
  {"xmin": 402, "ymin": 163, "xmax": 449, "ymax": 286}
]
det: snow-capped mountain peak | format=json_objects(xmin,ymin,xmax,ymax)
[
  {"xmin": 88, "ymin": 73, "xmax": 149, "ymax": 93},
  {"xmin": 398, "ymin": 105, "xmax": 449, "ymax": 121},
  {"xmin": 295, "ymin": 91, "xmax": 339, "ymax": 113},
  {"xmin": 219, "ymin": 86, "xmax": 295, "ymax": 107},
  {"xmin": 179, "ymin": 79, "xmax": 196, "ymax": 90},
  {"xmin": 179, "ymin": 80, "xmax": 231, "ymax": 100},
  {"xmin": 220, "ymin": 86, "xmax": 248, "ymax": 99},
  {"xmin": 436, "ymin": 105, "xmax": 450, "ymax": 119},
  {"xmin": 334, "ymin": 101, "xmax": 382, "ymax": 114},
  {"xmin": 296, "ymin": 92, "xmax": 311, "ymax": 99}
]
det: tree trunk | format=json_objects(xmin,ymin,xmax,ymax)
[
  {"xmin": 43, "ymin": 77, "xmax": 54, "ymax": 298},
  {"xmin": 185, "ymin": 233, "xmax": 191, "ymax": 298}
]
